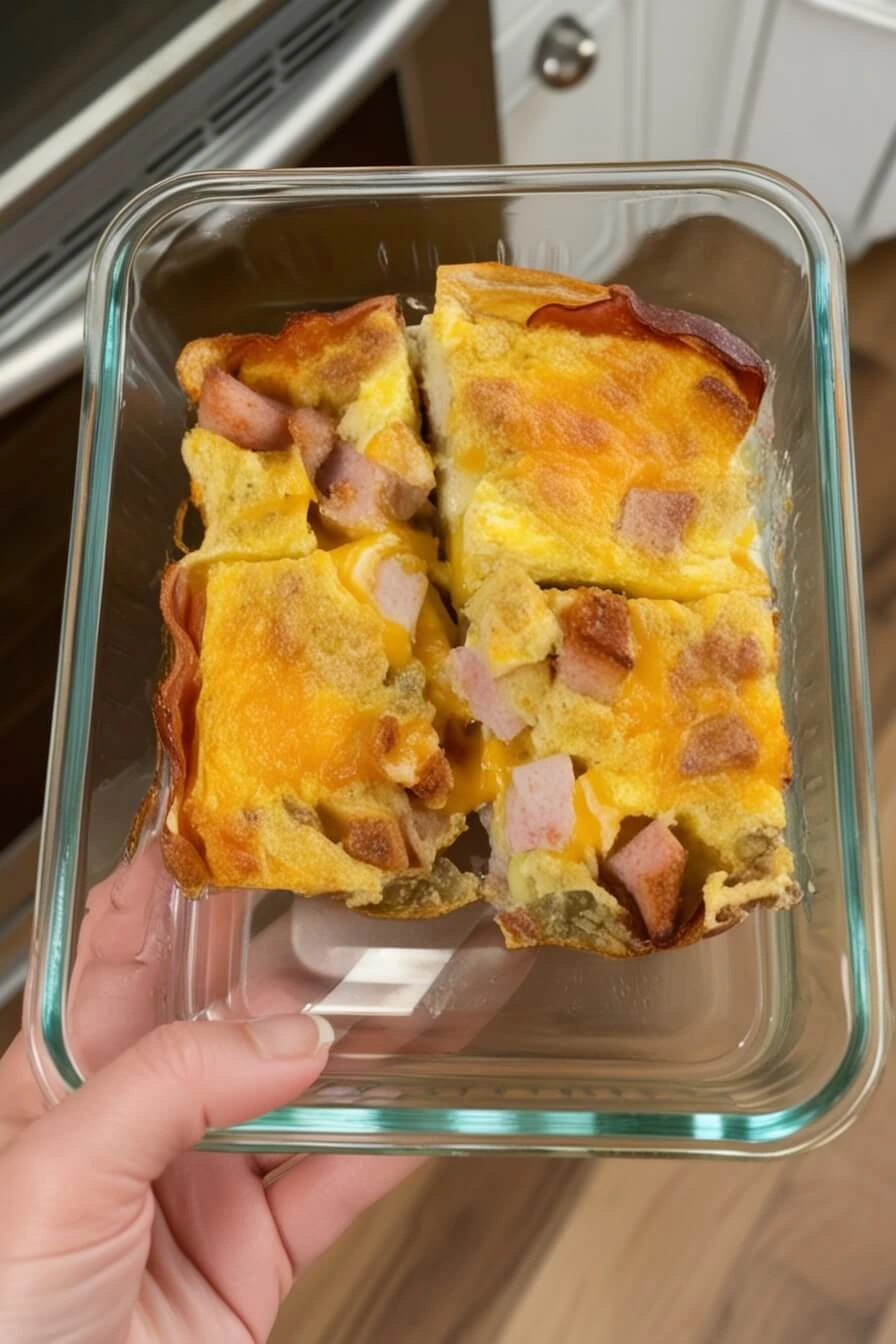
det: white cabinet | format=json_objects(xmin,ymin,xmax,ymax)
[
  {"xmin": 493, "ymin": 0, "xmax": 645, "ymax": 273},
  {"xmin": 496, "ymin": 0, "xmax": 637, "ymax": 164},
  {"xmin": 736, "ymin": 0, "xmax": 896, "ymax": 245},
  {"xmin": 489, "ymin": 0, "xmax": 896, "ymax": 258}
]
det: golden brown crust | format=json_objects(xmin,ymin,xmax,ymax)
[
  {"xmin": 559, "ymin": 590, "xmax": 634, "ymax": 672},
  {"xmin": 526, "ymin": 285, "xmax": 767, "ymax": 412},
  {"xmin": 435, "ymin": 262, "xmax": 610, "ymax": 325},
  {"xmin": 176, "ymin": 296, "xmax": 403, "ymax": 403},
  {"xmin": 411, "ymin": 751, "xmax": 454, "ymax": 809},
  {"xmin": 342, "ymin": 815, "xmax": 410, "ymax": 871}
]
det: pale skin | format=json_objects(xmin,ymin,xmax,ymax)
[{"xmin": 0, "ymin": 844, "xmax": 533, "ymax": 1343}]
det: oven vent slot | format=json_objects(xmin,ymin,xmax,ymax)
[
  {"xmin": 146, "ymin": 128, "xmax": 208, "ymax": 178},
  {"xmin": 0, "ymin": 252, "xmax": 56, "ymax": 313},
  {"xmin": 0, "ymin": 0, "xmax": 369, "ymax": 327},
  {"xmin": 59, "ymin": 191, "xmax": 131, "ymax": 256},
  {"xmin": 278, "ymin": 0, "xmax": 367, "ymax": 81},
  {"xmin": 209, "ymin": 56, "xmax": 278, "ymax": 134}
]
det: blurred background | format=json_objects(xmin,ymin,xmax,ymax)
[{"xmin": 1, "ymin": 1, "xmax": 895, "ymax": 1339}]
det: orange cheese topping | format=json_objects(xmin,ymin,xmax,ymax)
[
  {"xmin": 328, "ymin": 527, "xmax": 438, "ymax": 667},
  {"xmin": 444, "ymin": 732, "xmax": 529, "ymax": 814},
  {"xmin": 183, "ymin": 555, "xmax": 440, "ymax": 835},
  {"xmin": 427, "ymin": 263, "xmax": 770, "ymax": 604}
]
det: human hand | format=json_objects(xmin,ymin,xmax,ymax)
[
  {"xmin": 0, "ymin": 845, "xmax": 422, "ymax": 1344},
  {"xmin": 0, "ymin": 842, "xmax": 533, "ymax": 1343}
]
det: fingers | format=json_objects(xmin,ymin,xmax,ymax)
[
  {"xmin": 9, "ymin": 1013, "xmax": 333, "ymax": 1255},
  {"xmin": 265, "ymin": 1153, "xmax": 424, "ymax": 1275},
  {"xmin": 67, "ymin": 843, "xmax": 176, "ymax": 1073},
  {"xmin": 0, "ymin": 1034, "xmax": 46, "ymax": 1148}
]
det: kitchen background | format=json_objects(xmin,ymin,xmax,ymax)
[{"xmin": 2, "ymin": 0, "xmax": 895, "ymax": 1339}]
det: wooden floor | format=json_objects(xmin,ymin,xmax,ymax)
[{"xmin": 268, "ymin": 243, "xmax": 896, "ymax": 1344}]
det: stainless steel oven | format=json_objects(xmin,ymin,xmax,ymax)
[{"xmin": 0, "ymin": 0, "xmax": 498, "ymax": 417}]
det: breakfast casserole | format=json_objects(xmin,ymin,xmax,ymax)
[{"xmin": 145, "ymin": 264, "xmax": 798, "ymax": 955}]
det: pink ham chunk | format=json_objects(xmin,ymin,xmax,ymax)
[
  {"xmin": 287, "ymin": 407, "xmax": 336, "ymax": 478},
  {"xmin": 557, "ymin": 589, "xmax": 634, "ymax": 703},
  {"xmin": 373, "ymin": 555, "xmax": 428, "ymax": 634},
  {"xmin": 605, "ymin": 819, "xmax": 687, "ymax": 943},
  {"xmin": 617, "ymin": 488, "xmax": 698, "ymax": 554},
  {"xmin": 504, "ymin": 755, "xmax": 575, "ymax": 854},
  {"xmin": 446, "ymin": 647, "xmax": 526, "ymax": 742},
  {"xmin": 317, "ymin": 442, "xmax": 428, "ymax": 532},
  {"xmin": 197, "ymin": 368, "xmax": 291, "ymax": 452}
]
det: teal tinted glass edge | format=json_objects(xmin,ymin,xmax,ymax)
[
  {"xmin": 35, "ymin": 164, "xmax": 886, "ymax": 1154},
  {"xmin": 37, "ymin": 232, "xmax": 133, "ymax": 1093}
]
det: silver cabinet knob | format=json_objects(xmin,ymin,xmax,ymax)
[{"xmin": 535, "ymin": 15, "xmax": 598, "ymax": 89}]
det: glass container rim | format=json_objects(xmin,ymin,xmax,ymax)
[{"xmin": 26, "ymin": 161, "xmax": 889, "ymax": 1157}]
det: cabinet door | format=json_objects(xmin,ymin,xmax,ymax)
[
  {"xmin": 738, "ymin": 0, "xmax": 896, "ymax": 247},
  {"xmin": 495, "ymin": 0, "xmax": 642, "ymax": 273},
  {"xmin": 498, "ymin": 0, "xmax": 634, "ymax": 164}
]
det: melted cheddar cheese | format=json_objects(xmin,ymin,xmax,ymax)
[
  {"xmin": 528, "ymin": 589, "xmax": 790, "ymax": 869},
  {"xmin": 420, "ymin": 262, "xmax": 769, "ymax": 604},
  {"xmin": 180, "ymin": 553, "xmax": 442, "ymax": 893},
  {"xmin": 328, "ymin": 528, "xmax": 436, "ymax": 667}
]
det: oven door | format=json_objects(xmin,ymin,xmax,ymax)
[{"xmin": 0, "ymin": 0, "xmax": 498, "ymax": 418}]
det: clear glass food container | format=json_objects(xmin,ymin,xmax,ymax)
[{"xmin": 26, "ymin": 164, "xmax": 888, "ymax": 1157}]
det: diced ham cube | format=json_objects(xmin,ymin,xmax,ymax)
[
  {"xmin": 446, "ymin": 647, "xmax": 526, "ymax": 742},
  {"xmin": 316, "ymin": 442, "xmax": 385, "ymax": 529},
  {"xmin": 373, "ymin": 555, "xmax": 428, "ymax": 634},
  {"xmin": 605, "ymin": 819, "xmax": 687, "ymax": 943},
  {"xmin": 558, "ymin": 647, "xmax": 627, "ymax": 701},
  {"xmin": 197, "ymin": 368, "xmax": 291, "ymax": 452},
  {"xmin": 504, "ymin": 755, "xmax": 575, "ymax": 853},
  {"xmin": 679, "ymin": 713, "xmax": 760, "ymax": 776},
  {"xmin": 287, "ymin": 407, "xmax": 336, "ymax": 478},
  {"xmin": 617, "ymin": 488, "xmax": 698, "ymax": 554},
  {"xmin": 317, "ymin": 442, "xmax": 428, "ymax": 532},
  {"xmin": 557, "ymin": 590, "xmax": 634, "ymax": 703}
]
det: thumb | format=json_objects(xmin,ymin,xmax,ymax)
[{"xmin": 16, "ymin": 1013, "xmax": 332, "ymax": 1239}]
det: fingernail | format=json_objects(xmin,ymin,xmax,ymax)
[{"xmin": 246, "ymin": 1012, "xmax": 334, "ymax": 1060}]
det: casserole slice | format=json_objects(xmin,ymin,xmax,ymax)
[
  {"xmin": 417, "ymin": 262, "xmax": 771, "ymax": 604},
  {"xmin": 155, "ymin": 548, "xmax": 474, "ymax": 905},
  {"xmin": 446, "ymin": 562, "xmax": 798, "ymax": 956},
  {"xmin": 177, "ymin": 295, "xmax": 435, "ymax": 558}
]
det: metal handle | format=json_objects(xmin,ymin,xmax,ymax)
[{"xmin": 535, "ymin": 15, "xmax": 597, "ymax": 89}]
